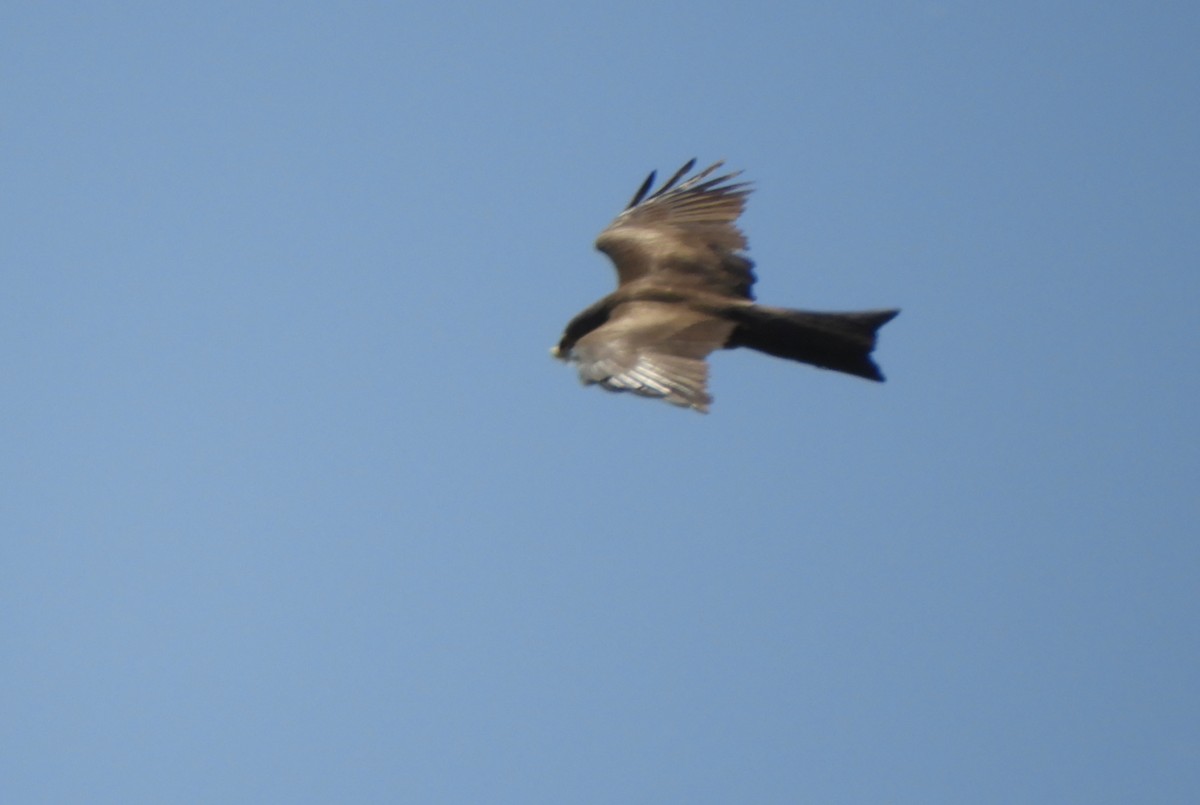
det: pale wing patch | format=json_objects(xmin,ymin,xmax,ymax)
[
  {"xmin": 577, "ymin": 346, "xmax": 713, "ymax": 411},
  {"xmin": 567, "ymin": 303, "xmax": 735, "ymax": 413}
]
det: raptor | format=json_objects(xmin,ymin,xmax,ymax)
[{"xmin": 552, "ymin": 159, "xmax": 899, "ymax": 412}]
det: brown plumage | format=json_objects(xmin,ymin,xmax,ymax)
[{"xmin": 552, "ymin": 159, "xmax": 899, "ymax": 412}]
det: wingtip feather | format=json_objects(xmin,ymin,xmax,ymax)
[{"xmin": 627, "ymin": 170, "xmax": 656, "ymax": 209}]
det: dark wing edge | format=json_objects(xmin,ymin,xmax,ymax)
[
  {"xmin": 626, "ymin": 158, "xmax": 697, "ymax": 209},
  {"xmin": 621, "ymin": 159, "xmax": 753, "ymax": 220}
]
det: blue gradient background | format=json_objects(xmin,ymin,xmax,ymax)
[{"xmin": 4, "ymin": 3, "xmax": 1198, "ymax": 803}]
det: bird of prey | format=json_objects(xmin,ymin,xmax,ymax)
[{"xmin": 551, "ymin": 159, "xmax": 899, "ymax": 412}]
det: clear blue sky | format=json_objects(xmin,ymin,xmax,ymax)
[{"xmin": 4, "ymin": 3, "xmax": 1198, "ymax": 803}]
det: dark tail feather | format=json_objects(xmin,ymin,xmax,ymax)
[{"xmin": 728, "ymin": 306, "xmax": 899, "ymax": 381}]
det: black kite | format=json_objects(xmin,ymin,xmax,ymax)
[{"xmin": 552, "ymin": 159, "xmax": 898, "ymax": 412}]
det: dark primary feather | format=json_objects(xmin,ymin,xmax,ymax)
[
  {"xmin": 625, "ymin": 158, "xmax": 701, "ymax": 210},
  {"xmin": 627, "ymin": 171, "xmax": 657, "ymax": 209}
]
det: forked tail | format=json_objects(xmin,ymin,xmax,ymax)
[{"xmin": 728, "ymin": 306, "xmax": 899, "ymax": 381}]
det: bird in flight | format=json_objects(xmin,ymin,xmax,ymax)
[{"xmin": 551, "ymin": 159, "xmax": 899, "ymax": 412}]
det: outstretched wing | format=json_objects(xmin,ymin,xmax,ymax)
[
  {"xmin": 595, "ymin": 160, "xmax": 756, "ymax": 299},
  {"xmin": 568, "ymin": 301, "xmax": 736, "ymax": 412}
]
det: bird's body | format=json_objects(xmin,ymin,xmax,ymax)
[{"xmin": 553, "ymin": 159, "xmax": 898, "ymax": 412}]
